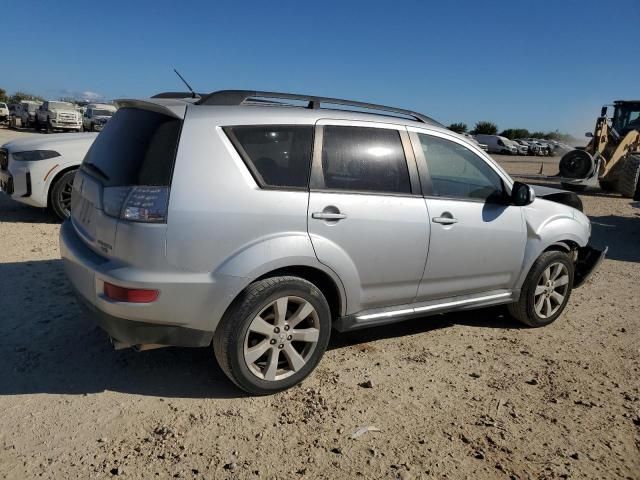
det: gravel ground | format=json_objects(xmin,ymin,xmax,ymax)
[{"xmin": 1, "ymin": 126, "xmax": 638, "ymax": 479}]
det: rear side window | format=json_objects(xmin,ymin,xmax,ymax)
[
  {"xmin": 321, "ymin": 126, "xmax": 410, "ymax": 194},
  {"xmin": 82, "ymin": 108, "xmax": 182, "ymax": 187},
  {"xmin": 225, "ymin": 126, "xmax": 313, "ymax": 189}
]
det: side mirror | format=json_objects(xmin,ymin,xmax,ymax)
[
  {"xmin": 600, "ymin": 106, "xmax": 608, "ymax": 117},
  {"xmin": 585, "ymin": 132, "xmax": 594, "ymax": 138},
  {"xmin": 511, "ymin": 181, "xmax": 535, "ymax": 206}
]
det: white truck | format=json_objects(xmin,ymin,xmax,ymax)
[
  {"xmin": 36, "ymin": 100, "xmax": 82, "ymax": 133},
  {"xmin": 82, "ymin": 103, "xmax": 117, "ymax": 131}
]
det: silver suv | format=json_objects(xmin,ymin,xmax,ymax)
[{"xmin": 60, "ymin": 90, "xmax": 606, "ymax": 395}]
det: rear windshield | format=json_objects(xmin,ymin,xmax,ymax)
[{"xmin": 82, "ymin": 108, "xmax": 182, "ymax": 187}]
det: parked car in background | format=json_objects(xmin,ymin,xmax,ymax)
[
  {"xmin": 10, "ymin": 100, "xmax": 42, "ymax": 128},
  {"xmin": 60, "ymin": 90, "xmax": 605, "ymax": 395},
  {"xmin": 516, "ymin": 139, "xmax": 542, "ymax": 156},
  {"xmin": 462, "ymin": 132, "xmax": 489, "ymax": 151},
  {"xmin": 0, "ymin": 133, "xmax": 97, "ymax": 219},
  {"xmin": 0, "ymin": 102, "xmax": 9, "ymax": 123},
  {"xmin": 508, "ymin": 139, "xmax": 528, "ymax": 155},
  {"xmin": 474, "ymin": 134, "xmax": 517, "ymax": 154},
  {"xmin": 82, "ymin": 103, "xmax": 117, "ymax": 131},
  {"xmin": 36, "ymin": 100, "xmax": 83, "ymax": 133}
]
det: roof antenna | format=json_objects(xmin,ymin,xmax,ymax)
[{"xmin": 173, "ymin": 68, "xmax": 197, "ymax": 98}]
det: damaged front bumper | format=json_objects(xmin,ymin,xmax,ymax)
[{"xmin": 574, "ymin": 245, "xmax": 608, "ymax": 287}]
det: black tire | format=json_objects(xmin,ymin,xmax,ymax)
[
  {"xmin": 598, "ymin": 179, "xmax": 616, "ymax": 192},
  {"xmin": 507, "ymin": 251, "xmax": 574, "ymax": 327},
  {"xmin": 48, "ymin": 170, "xmax": 76, "ymax": 220},
  {"xmin": 213, "ymin": 276, "xmax": 332, "ymax": 395},
  {"xmin": 559, "ymin": 150, "xmax": 594, "ymax": 178},
  {"xmin": 617, "ymin": 155, "xmax": 640, "ymax": 198},
  {"xmin": 560, "ymin": 183, "xmax": 587, "ymax": 192}
]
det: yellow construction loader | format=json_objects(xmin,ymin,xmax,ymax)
[{"xmin": 559, "ymin": 100, "xmax": 640, "ymax": 198}]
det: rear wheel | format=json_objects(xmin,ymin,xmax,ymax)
[
  {"xmin": 508, "ymin": 251, "xmax": 574, "ymax": 327},
  {"xmin": 213, "ymin": 276, "xmax": 332, "ymax": 395},
  {"xmin": 49, "ymin": 170, "xmax": 76, "ymax": 220},
  {"xmin": 617, "ymin": 155, "xmax": 640, "ymax": 198}
]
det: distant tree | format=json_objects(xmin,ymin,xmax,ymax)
[
  {"xmin": 500, "ymin": 128, "xmax": 530, "ymax": 139},
  {"xmin": 530, "ymin": 131, "xmax": 546, "ymax": 139},
  {"xmin": 8, "ymin": 91, "xmax": 44, "ymax": 104},
  {"xmin": 0, "ymin": 88, "xmax": 7, "ymax": 103},
  {"xmin": 471, "ymin": 121, "xmax": 498, "ymax": 135},
  {"xmin": 447, "ymin": 122, "xmax": 468, "ymax": 134}
]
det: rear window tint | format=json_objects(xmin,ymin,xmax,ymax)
[
  {"xmin": 82, "ymin": 108, "xmax": 181, "ymax": 187},
  {"xmin": 225, "ymin": 126, "xmax": 313, "ymax": 188}
]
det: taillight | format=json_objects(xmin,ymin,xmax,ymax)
[
  {"xmin": 104, "ymin": 282, "xmax": 159, "ymax": 303},
  {"xmin": 103, "ymin": 186, "xmax": 169, "ymax": 223}
]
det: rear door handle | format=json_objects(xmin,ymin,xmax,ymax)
[
  {"xmin": 312, "ymin": 212, "xmax": 347, "ymax": 220},
  {"xmin": 432, "ymin": 216, "xmax": 458, "ymax": 225}
]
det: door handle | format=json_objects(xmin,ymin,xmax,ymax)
[
  {"xmin": 312, "ymin": 212, "xmax": 347, "ymax": 220},
  {"xmin": 432, "ymin": 216, "xmax": 458, "ymax": 225}
]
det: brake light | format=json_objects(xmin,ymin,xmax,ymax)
[
  {"xmin": 104, "ymin": 282, "xmax": 159, "ymax": 303},
  {"xmin": 103, "ymin": 186, "xmax": 169, "ymax": 223}
]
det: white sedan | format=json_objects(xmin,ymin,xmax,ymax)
[{"xmin": 0, "ymin": 133, "xmax": 97, "ymax": 219}]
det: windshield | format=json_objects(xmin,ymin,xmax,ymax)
[
  {"xmin": 27, "ymin": 104, "xmax": 39, "ymax": 112},
  {"xmin": 49, "ymin": 101, "xmax": 74, "ymax": 110},
  {"xmin": 0, "ymin": 103, "xmax": 6, "ymax": 108},
  {"xmin": 92, "ymin": 109, "xmax": 114, "ymax": 116},
  {"xmin": 612, "ymin": 103, "xmax": 640, "ymax": 134}
]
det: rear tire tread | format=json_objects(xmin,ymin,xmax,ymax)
[
  {"xmin": 213, "ymin": 276, "xmax": 330, "ymax": 395},
  {"xmin": 617, "ymin": 155, "xmax": 640, "ymax": 198}
]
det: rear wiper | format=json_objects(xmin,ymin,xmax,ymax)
[{"xmin": 82, "ymin": 162, "xmax": 110, "ymax": 181}]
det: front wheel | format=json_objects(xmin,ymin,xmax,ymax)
[
  {"xmin": 508, "ymin": 251, "xmax": 574, "ymax": 327},
  {"xmin": 213, "ymin": 276, "xmax": 332, "ymax": 395},
  {"xmin": 49, "ymin": 170, "xmax": 76, "ymax": 220}
]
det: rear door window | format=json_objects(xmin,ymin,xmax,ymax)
[
  {"xmin": 320, "ymin": 126, "xmax": 410, "ymax": 194},
  {"xmin": 82, "ymin": 108, "xmax": 182, "ymax": 187},
  {"xmin": 224, "ymin": 126, "xmax": 313, "ymax": 189}
]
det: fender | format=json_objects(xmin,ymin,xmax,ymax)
[
  {"xmin": 214, "ymin": 232, "xmax": 350, "ymax": 315},
  {"xmin": 514, "ymin": 198, "xmax": 590, "ymax": 289}
]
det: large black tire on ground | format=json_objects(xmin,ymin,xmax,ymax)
[
  {"xmin": 49, "ymin": 170, "xmax": 76, "ymax": 220},
  {"xmin": 559, "ymin": 150, "xmax": 594, "ymax": 179},
  {"xmin": 617, "ymin": 155, "xmax": 640, "ymax": 198},
  {"xmin": 560, "ymin": 183, "xmax": 587, "ymax": 192},
  {"xmin": 213, "ymin": 276, "xmax": 332, "ymax": 395},
  {"xmin": 507, "ymin": 250, "xmax": 574, "ymax": 328}
]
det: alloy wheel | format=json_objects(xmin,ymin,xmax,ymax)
[
  {"xmin": 534, "ymin": 262, "xmax": 569, "ymax": 318},
  {"xmin": 243, "ymin": 296, "xmax": 320, "ymax": 381}
]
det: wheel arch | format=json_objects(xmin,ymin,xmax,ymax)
[
  {"xmin": 253, "ymin": 265, "xmax": 345, "ymax": 320},
  {"xmin": 46, "ymin": 165, "xmax": 77, "ymax": 207}
]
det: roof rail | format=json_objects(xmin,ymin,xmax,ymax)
[
  {"xmin": 151, "ymin": 91, "xmax": 204, "ymax": 99},
  {"xmin": 195, "ymin": 90, "xmax": 441, "ymax": 126}
]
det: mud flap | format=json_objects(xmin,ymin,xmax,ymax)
[{"xmin": 574, "ymin": 245, "xmax": 608, "ymax": 287}]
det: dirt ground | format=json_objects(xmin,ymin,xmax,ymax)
[{"xmin": 1, "ymin": 126, "xmax": 638, "ymax": 479}]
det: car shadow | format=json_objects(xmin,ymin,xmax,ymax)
[
  {"xmin": 589, "ymin": 214, "xmax": 640, "ymax": 263},
  {"xmin": 0, "ymin": 259, "xmax": 524, "ymax": 399},
  {"xmin": 0, "ymin": 259, "xmax": 242, "ymax": 399},
  {"xmin": 0, "ymin": 195, "xmax": 58, "ymax": 224}
]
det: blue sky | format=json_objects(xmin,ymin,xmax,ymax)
[{"xmin": 3, "ymin": 0, "xmax": 639, "ymax": 137}]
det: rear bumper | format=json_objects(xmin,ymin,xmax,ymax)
[
  {"xmin": 59, "ymin": 219, "xmax": 243, "ymax": 347},
  {"xmin": 75, "ymin": 294, "xmax": 212, "ymax": 347},
  {"xmin": 574, "ymin": 244, "xmax": 607, "ymax": 288}
]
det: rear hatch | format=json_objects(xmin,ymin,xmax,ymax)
[{"xmin": 70, "ymin": 102, "xmax": 184, "ymax": 261}]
